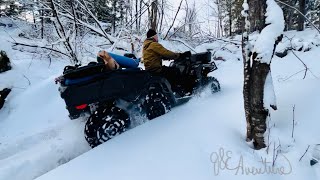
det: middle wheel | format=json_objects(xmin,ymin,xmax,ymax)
[{"xmin": 84, "ymin": 106, "xmax": 130, "ymax": 148}]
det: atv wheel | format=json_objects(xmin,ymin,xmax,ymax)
[
  {"xmin": 208, "ymin": 77, "xmax": 220, "ymax": 93},
  {"xmin": 144, "ymin": 89, "xmax": 171, "ymax": 120},
  {"xmin": 84, "ymin": 106, "xmax": 130, "ymax": 148}
]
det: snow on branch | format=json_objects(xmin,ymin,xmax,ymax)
[{"xmin": 253, "ymin": 0, "xmax": 284, "ymax": 64}]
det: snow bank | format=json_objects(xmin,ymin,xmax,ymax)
[{"xmin": 36, "ymin": 56, "xmax": 320, "ymax": 180}]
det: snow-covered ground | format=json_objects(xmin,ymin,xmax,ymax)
[{"xmin": 0, "ymin": 28, "xmax": 320, "ymax": 180}]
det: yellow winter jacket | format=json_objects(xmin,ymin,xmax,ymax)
[{"xmin": 142, "ymin": 39, "xmax": 180, "ymax": 73}]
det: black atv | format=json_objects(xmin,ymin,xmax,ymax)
[{"xmin": 57, "ymin": 52, "xmax": 220, "ymax": 148}]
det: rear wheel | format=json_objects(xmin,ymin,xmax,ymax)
[
  {"xmin": 144, "ymin": 88, "xmax": 171, "ymax": 120},
  {"xmin": 84, "ymin": 106, "xmax": 130, "ymax": 148}
]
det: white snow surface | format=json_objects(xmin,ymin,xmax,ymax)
[
  {"xmin": 253, "ymin": 0, "xmax": 285, "ymax": 64},
  {"xmin": 0, "ymin": 28, "xmax": 320, "ymax": 180},
  {"xmin": 263, "ymin": 71, "xmax": 277, "ymax": 110}
]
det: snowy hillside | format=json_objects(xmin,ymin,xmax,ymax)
[{"xmin": 0, "ymin": 28, "xmax": 320, "ymax": 180}]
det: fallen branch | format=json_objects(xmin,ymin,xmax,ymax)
[
  {"xmin": 291, "ymin": 50, "xmax": 308, "ymax": 79},
  {"xmin": 23, "ymin": 74, "xmax": 31, "ymax": 86},
  {"xmin": 169, "ymin": 38, "xmax": 197, "ymax": 53},
  {"xmin": 292, "ymin": 105, "xmax": 295, "ymax": 139},
  {"xmin": 299, "ymin": 145, "xmax": 311, "ymax": 162},
  {"xmin": 12, "ymin": 42, "xmax": 71, "ymax": 58},
  {"xmin": 204, "ymin": 37, "xmax": 241, "ymax": 46},
  {"xmin": 285, "ymin": 35, "xmax": 317, "ymax": 80}
]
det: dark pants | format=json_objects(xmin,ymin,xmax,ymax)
[{"xmin": 159, "ymin": 66, "xmax": 181, "ymax": 87}]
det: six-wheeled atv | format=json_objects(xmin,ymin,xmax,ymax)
[{"xmin": 57, "ymin": 52, "xmax": 220, "ymax": 147}]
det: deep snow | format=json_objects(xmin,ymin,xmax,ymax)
[{"xmin": 0, "ymin": 27, "xmax": 319, "ymax": 180}]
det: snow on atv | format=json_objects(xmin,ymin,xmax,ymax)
[{"xmin": 56, "ymin": 52, "xmax": 220, "ymax": 148}]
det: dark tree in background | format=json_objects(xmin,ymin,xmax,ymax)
[
  {"xmin": 298, "ymin": 0, "xmax": 306, "ymax": 31},
  {"xmin": 248, "ymin": 0, "xmax": 267, "ymax": 32},
  {"xmin": 213, "ymin": 0, "xmax": 319, "ymax": 36},
  {"xmin": 0, "ymin": 0, "xmax": 22, "ymax": 17},
  {"xmin": 150, "ymin": 0, "xmax": 158, "ymax": 30}
]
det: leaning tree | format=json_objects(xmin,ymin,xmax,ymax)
[{"xmin": 242, "ymin": 0, "xmax": 284, "ymax": 150}]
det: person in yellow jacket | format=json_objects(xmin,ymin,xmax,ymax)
[{"xmin": 142, "ymin": 29, "xmax": 190, "ymax": 89}]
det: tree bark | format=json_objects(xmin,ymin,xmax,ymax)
[
  {"xmin": 112, "ymin": 0, "xmax": 116, "ymax": 34},
  {"xmin": 286, "ymin": 0, "xmax": 298, "ymax": 31},
  {"xmin": 159, "ymin": 0, "xmax": 164, "ymax": 32},
  {"xmin": 150, "ymin": 0, "xmax": 158, "ymax": 30},
  {"xmin": 248, "ymin": 0, "xmax": 266, "ymax": 32},
  {"xmin": 250, "ymin": 55, "xmax": 270, "ymax": 149},
  {"xmin": 242, "ymin": 0, "xmax": 253, "ymax": 142},
  {"xmin": 242, "ymin": 0, "xmax": 282, "ymax": 150},
  {"xmin": 135, "ymin": 0, "xmax": 138, "ymax": 31},
  {"xmin": 139, "ymin": 0, "xmax": 142, "ymax": 31},
  {"xmin": 242, "ymin": 40, "xmax": 253, "ymax": 142},
  {"xmin": 298, "ymin": 0, "xmax": 306, "ymax": 31},
  {"xmin": 41, "ymin": 9, "xmax": 44, "ymax": 39},
  {"xmin": 229, "ymin": 10, "xmax": 232, "ymax": 36}
]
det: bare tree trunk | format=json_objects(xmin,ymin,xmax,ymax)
[
  {"xmin": 139, "ymin": 0, "xmax": 142, "ymax": 31},
  {"xmin": 184, "ymin": 0, "xmax": 188, "ymax": 33},
  {"xmin": 247, "ymin": 0, "xmax": 266, "ymax": 32},
  {"xmin": 130, "ymin": 0, "xmax": 133, "ymax": 29},
  {"xmin": 159, "ymin": 0, "xmax": 164, "ymax": 32},
  {"xmin": 242, "ymin": 0, "xmax": 253, "ymax": 142},
  {"xmin": 41, "ymin": 9, "xmax": 44, "ymax": 39},
  {"xmin": 150, "ymin": 0, "xmax": 158, "ymax": 30},
  {"xmin": 229, "ymin": 4, "xmax": 232, "ymax": 36},
  {"xmin": 298, "ymin": 0, "xmax": 306, "ymax": 31},
  {"xmin": 250, "ymin": 55, "xmax": 270, "ymax": 149},
  {"xmin": 286, "ymin": 0, "xmax": 298, "ymax": 30},
  {"xmin": 112, "ymin": 0, "xmax": 116, "ymax": 34},
  {"xmin": 318, "ymin": 12, "xmax": 320, "ymax": 29},
  {"xmin": 71, "ymin": 0, "xmax": 78, "ymax": 58},
  {"xmin": 135, "ymin": 0, "xmax": 138, "ymax": 31},
  {"xmin": 216, "ymin": 0, "xmax": 221, "ymax": 37}
]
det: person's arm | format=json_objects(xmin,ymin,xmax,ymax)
[{"xmin": 150, "ymin": 42, "xmax": 180, "ymax": 60}]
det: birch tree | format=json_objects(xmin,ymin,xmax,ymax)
[{"xmin": 242, "ymin": 0, "xmax": 284, "ymax": 150}]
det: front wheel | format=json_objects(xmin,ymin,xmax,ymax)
[
  {"xmin": 84, "ymin": 106, "xmax": 130, "ymax": 148},
  {"xmin": 207, "ymin": 77, "xmax": 220, "ymax": 93}
]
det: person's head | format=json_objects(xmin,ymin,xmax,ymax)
[{"xmin": 147, "ymin": 29, "xmax": 158, "ymax": 42}]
